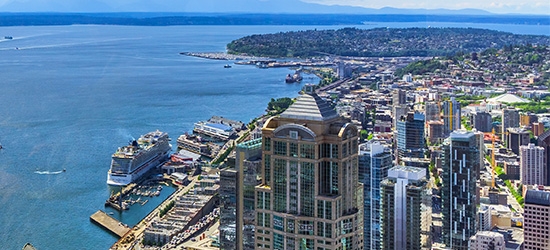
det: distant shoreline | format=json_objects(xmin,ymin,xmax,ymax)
[{"xmin": 0, "ymin": 13, "xmax": 549, "ymax": 26}]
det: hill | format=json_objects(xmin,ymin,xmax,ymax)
[{"xmin": 226, "ymin": 27, "xmax": 550, "ymax": 58}]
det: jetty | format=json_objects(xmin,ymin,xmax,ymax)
[{"xmin": 90, "ymin": 210, "xmax": 130, "ymax": 238}]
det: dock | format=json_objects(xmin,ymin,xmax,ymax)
[{"xmin": 90, "ymin": 210, "xmax": 130, "ymax": 238}]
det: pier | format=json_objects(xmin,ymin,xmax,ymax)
[{"xmin": 90, "ymin": 210, "xmax": 130, "ymax": 238}]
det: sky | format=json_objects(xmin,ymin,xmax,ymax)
[{"xmin": 0, "ymin": 0, "xmax": 548, "ymax": 15}]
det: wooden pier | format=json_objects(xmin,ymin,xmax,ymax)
[{"xmin": 90, "ymin": 210, "xmax": 130, "ymax": 238}]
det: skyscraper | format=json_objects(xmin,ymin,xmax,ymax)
[
  {"xmin": 501, "ymin": 108, "xmax": 519, "ymax": 135},
  {"xmin": 424, "ymin": 101, "xmax": 440, "ymax": 122},
  {"xmin": 393, "ymin": 89, "xmax": 407, "ymax": 106},
  {"xmin": 396, "ymin": 112, "xmax": 426, "ymax": 161},
  {"xmin": 506, "ymin": 127, "xmax": 530, "ymax": 155},
  {"xmin": 442, "ymin": 97, "xmax": 461, "ymax": 136},
  {"xmin": 359, "ymin": 141, "xmax": 392, "ymax": 250},
  {"xmin": 220, "ymin": 138, "xmax": 262, "ymax": 250},
  {"xmin": 255, "ymin": 85, "xmax": 363, "ymax": 250},
  {"xmin": 523, "ymin": 189, "xmax": 550, "ymax": 250},
  {"xmin": 441, "ymin": 130, "xmax": 480, "ymax": 249},
  {"xmin": 520, "ymin": 143, "xmax": 546, "ymax": 186},
  {"xmin": 380, "ymin": 166, "xmax": 432, "ymax": 250},
  {"xmin": 472, "ymin": 111, "xmax": 492, "ymax": 133},
  {"xmin": 538, "ymin": 130, "xmax": 550, "ymax": 185}
]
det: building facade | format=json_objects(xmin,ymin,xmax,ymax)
[
  {"xmin": 396, "ymin": 112, "xmax": 426, "ymax": 161},
  {"xmin": 255, "ymin": 85, "xmax": 363, "ymax": 250},
  {"xmin": 424, "ymin": 101, "xmax": 440, "ymax": 122},
  {"xmin": 537, "ymin": 130, "xmax": 550, "ymax": 186},
  {"xmin": 506, "ymin": 127, "xmax": 530, "ymax": 155},
  {"xmin": 523, "ymin": 189, "xmax": 550, "ymax": 250},
  {"xmin": 380, "ymin": 166, "xmax": 432, "ymax": 250},
  {"xmin": 520, "ymin": 143, "xmax": 546, "ymax": 186},
  {"xmin": 468, "ymin": 231, "xmax": 505, "ymax": 250},
  {"xmin": 441, "ymin": 130, "xmax": 480, "ymax": 249},
  {"xmin": 359, "ymin": 141, "xmax": 393, "ymax": 250},
  {"xmin": 472, "ymin": 111, "xmax": 492, "ymax": 133},
  {"xmin": 442, "ymin": 97, "xmax": 461, "ymax": 136},
  {"xmin": 501, "ymin": 108, "xmax": 519, "ymax": 135},
  {"xmin": 219, "ymin": 138, "xmax": 262, "ymax": 250}
]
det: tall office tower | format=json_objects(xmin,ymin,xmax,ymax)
[
  {"xmin": 468, "ymin": 231, "xmax": 505, "ymax": 250},
  {"xmin": 359, "ymin": 141, "xmax": 393, "ymax": 250},
  {"xmin": 472, "ymin": 111, "xmax": 492, "ymax": 132},
  {"xmin": 393, "ymin": 89, "xmax": 407, "ymax": 106},
  {"xmin": 442, "ymin": 97, "xmax": 461, "ymax": 136},
  {"xmin": 255, "ymin": 85, "xmax": 363, "ymax": 250},
  {"xmin": 396, "ymin": 112, "xmax": 426, "ymax": 161},
  {"xmin": 220, "ymin": 138, "xmax": 262, "ymax": 250},
  {"xmin": 523, "ymin": 189, "xmax": 550, "ymax": 250},
  {"xmin": 393, "ymin": 105, "xmax": 409, "ymax": 130},
  {"xmin": 506, "ymin": 127, "xmax": 530, "ymax": 155},
  {"xmin": 538, "ymin": 130, "xmax": 550, "ymax": 185},
  {"xmin": 424, "ymin": 102, "xmax": 440, "ymax": 122},
  {"xmin": 520, "ymin": 143, "xmax": 546, "ymax": 186},
  {"xmin": 441, "ymin": 130, "xmax": 480, "ymax": 249},
  {"xmin": 380, "ymin": 166, "xmax": 432, "ymax": 250},
  {"xmin": 501, "ymin": 108, "xmax": 519, "ymax": 135}
]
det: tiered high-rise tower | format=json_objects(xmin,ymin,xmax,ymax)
[{"xmin": 255, "ymin": 85, "xmax": 363, "ymax": 250}]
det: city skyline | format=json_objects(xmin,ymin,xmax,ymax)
[{"xmin": 0, "ymin": 0, "xmax": 548, "ymax": 15}]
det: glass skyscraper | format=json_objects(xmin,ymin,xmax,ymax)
[{"xmin": 359, "ymin": 141, "xmax": 392, "ymax": 250}]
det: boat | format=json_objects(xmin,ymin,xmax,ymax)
[
  {"xmin": 4, "ymin": 36, "xmax": 12, "ymax": 40},
  {"xmin": 223, "ymin": 64, "xmax": 232, "ymax": 68},
  {"xmin": 285, "ymin": 71, "xmax": 303, "ymax": 83},
  {"xmin": 107, "ymin": 130, "xmax": 171, "ymax": 186}
]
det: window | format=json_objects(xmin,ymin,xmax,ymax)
[
  {"xmin": 264, "ymin": 137, "xmax": 271, "ymax": 151},
  {"xmin": 290, "ymin": 142, "xmax": 298, "ymax": 157},
  {"xmin": 300, "ymin": 143, "xmax": 315, "ymax": 159},
  {"xmin": 274, "ymin": 141, "xmax": 287, "ymax": 156},
  {"xmin": 301, "ymin": 162, "xmax": 315, "ymax": 217},
  {"xmin": 290, "ymin": 130, "xmax": 298, "ymax": 139},
  {"xmin": 264, "ymin": 154, "xmax": 271, "ymax": 183}
]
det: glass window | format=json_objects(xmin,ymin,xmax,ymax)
[
  {"xmin": 274, "ymin": 141, "xmax": 287, "ymax": 156},
  {"xmin": 299, "ymin": 220, "xmax": 314, "ymax": 235},
  {"xmin": 300, "ymin": 143, "xmax": 315, "ymax": 159},
  {"xmin": 274, "ymin": 159, "xmax": 287, "ymax": 213},
  {"xmin": 301, "ymin": 162, "xmax": 315, "ymax": 217},
  {"xmin": 274, "ymin": 216, "xmax": 284, "ymax": 231},
  {"xmin": 290, "ymin": 142, "xmax": 298, "ymax": 157},
  {"xmin": 264, "ymin": 137, "xmax": 271, "ymax": 151},
  {"xmin": 264, "ymin": 154, "xmax": 271, "ymax": 183},
  {"xmin": 273, "ymin": 233, "xmax": 284, "ymax": 250}
]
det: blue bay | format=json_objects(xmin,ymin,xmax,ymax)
[{"xmin": 0, "ymin": 22, "xmax": 547, "ymax": 249}]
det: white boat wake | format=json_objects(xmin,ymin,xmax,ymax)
[{"xmin": 34, "ymin": 170, "xmax": 64, "ymax": 175}]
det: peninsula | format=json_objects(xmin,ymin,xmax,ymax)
[{"xmin": 227, "ymin": 27, "xmax": 550, "ymax": 58}]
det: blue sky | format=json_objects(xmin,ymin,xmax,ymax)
[{"xmin": 0, "ymin": 0, "xmax": 547, "ymax": 14}]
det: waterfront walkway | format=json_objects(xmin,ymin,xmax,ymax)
[{"xmin": 90, "ymin": 210, "xmax": 130, "ymax": 238}]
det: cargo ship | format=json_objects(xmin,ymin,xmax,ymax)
[{"xmin": 107, "ymin": 130, "xmax": 171, "ymax": 186}]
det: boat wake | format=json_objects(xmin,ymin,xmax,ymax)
[{"xmin": 34, "ymin": 170, "xmax": 64, "ymax": 175}]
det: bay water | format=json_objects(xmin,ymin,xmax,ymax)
[{"xmin": 0, "ymin": 22, "xmax": 547, "ymax": 249}]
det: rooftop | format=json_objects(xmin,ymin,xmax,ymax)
[
  {"xmin": 487, "ymin": 93, "xmax": 530, "ymax": 103},
  {"xmin": 279, "ymin": 90, "xmax": 339, "ymax": 122}
]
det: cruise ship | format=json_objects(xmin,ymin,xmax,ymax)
[{"xmin": 107, "ymin": 130, "xmax": 171, "ymax": 186}]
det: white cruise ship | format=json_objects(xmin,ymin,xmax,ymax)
[{"xmin": 107, "ymin": 130, "xmax": 171, "ymax": 186}]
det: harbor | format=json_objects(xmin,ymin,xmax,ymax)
[{"xmin": 90, "ymin": 210, "xmax": 131, "ymax": 238}]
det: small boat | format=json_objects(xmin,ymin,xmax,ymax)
[
  {"xmin": 223, "ymin": 64, "xmax": 232, "ymax": 68},
  {"xmin": 4, "ymin": 36, "xmax": 12, "ymax": 40}
]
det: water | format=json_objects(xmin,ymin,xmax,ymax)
[{"xmin": 0, "ymin": 22, "xmax": 547, "ymax": 249}]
